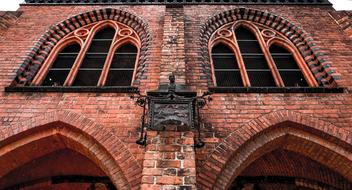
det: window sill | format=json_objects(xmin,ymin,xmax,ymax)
[
  {"xmin": 209, "ymin": 87, "xmax": 345, "ymax": 93},
  {"xmin": 5, "ymin": 86, "xmax": 139, "ymax": 93}
]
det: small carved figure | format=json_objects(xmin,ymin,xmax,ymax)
[
  {"xmin": 168, "ymin": 73, "xmax": 176, "ymax": 93},
  {"xmin": 169, "ymin": 73, "xmax": 175, "ymax": 84}
]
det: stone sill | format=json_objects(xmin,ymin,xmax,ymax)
[
  {"xmin": 209, "ymin": 87, "xmax": 345, "ymax": 93},
  {"xmin": 4, "ymin": 86, "xmax": 139, "ymax": 93}
]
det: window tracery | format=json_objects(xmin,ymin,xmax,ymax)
[
  {"xmin": 209, "ymin": 21, "xmax": 319, "ymax": 88},
  {"xmin": 31, "ymin": 20, "xmax": 141, "ymax": 87}
]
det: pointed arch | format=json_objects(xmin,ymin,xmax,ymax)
[
  {"xmin": 103, "ymin": 43, "xmax": 139, "ymax": 86},
  {"xmin": 210, "ymin": 42, "xmax": 244, "ymax": 87},
  {"xmin": 233, "ymin": 21, "xmax": 280, "ymax": 87},
  {"xmin": 11, "ymin": 8, "xmax": 151, "ymax": 87},
  {"xmin": 197, "ymin": 110, "xmax": 352, "ymax": 189},
  {"xmin": 0, "ymin": 110, "xmax": 142, "ymax": 190},
  {"xmin": 268, "ymin": 38, "xmax": 318, "ymax": 87},
  {"xmin": 199, "ymin": 7, "xmax": 340, "ymax": 87}
]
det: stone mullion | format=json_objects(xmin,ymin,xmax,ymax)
[
  {"xmin": 97, "ymin": 26, "xmax": 120, "ymax": 86},
  {"xmin": 232, "ymin": 38, "xmax": 251, "ymax": 87},
  {"xmin": 254, "ymin": 27, "xmax": 284, "ymax": 87},
  {"xmin": 64, "ymin": 27, "xmax": 96, "ymax": 86}
]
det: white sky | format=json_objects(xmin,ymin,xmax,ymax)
[{"xmin": 0, "ymin": 0, "xmax": 351, "ymax": 10}]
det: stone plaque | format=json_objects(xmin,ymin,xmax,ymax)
[{"xmin": 149, "ymin": 100, "xmax": 194, "ymax": 131}]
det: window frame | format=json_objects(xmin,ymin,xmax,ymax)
[
  {"xmin": 31, "ymin": 20, "xmax": 141, "ymax": 87},
  {"xmin": 209, "ymin": 20, "xmax": 319, "ymax": 88}
]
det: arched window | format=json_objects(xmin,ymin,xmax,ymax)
[
  {"xmin": 42, "ymin": 43, "xmax": 80, "ymax": 86},
  {"xmin": 209, "ymin": 21, "xmax": 318, "ymax": 88},
  {"xmin": 73, "ymin": 27, "xmax": 115, "ymax": 86},
  {"xmin": 212, "ymin": 43, "xmax": 242, "ymax": 87},
  {"xmin": 106, "ymin": 44, "xmax": 138, "ymax": 86},
  {"xmin": 235, "ymin": 27, "xmax": 276, "ymax": 87},
  {"xmin": 270, "ymin": 45, "xmax": 308, "ymax": 87},
  {"xmin": 32, "ymin": 21, "xmax": 141, "ymax": 87}
]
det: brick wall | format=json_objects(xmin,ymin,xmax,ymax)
[
  {"xmin": 329, "ymin": 10, "xmax": 352, "ymax": 37},
  {"xmin": 0, "ymin": 3, "xmax": 351, "ymax": 190},
  {"xmin": 0, "ymin": 11, "xmax": 22, "ymax": 35}
]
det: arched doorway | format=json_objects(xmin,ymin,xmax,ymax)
[
  {"xmin": 0, "ymin": 118, "xmax": 140, "ymax": 190},
  {"xmin": 0, "ymin": 134, "xmax": 116, "ymax": 190},
  {"xmin": 230, "ymin": 148, "xmax": 351, "ymax": 190},
  {"xmin": 197, "ymin": 111, "xmax": 352, "ymax": 190},
  {"xmin": 219, "ymin": 122, "xmax": 352, "ymax": 190}
]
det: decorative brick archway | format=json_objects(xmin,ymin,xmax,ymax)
[
  {"xmin": 11, "ymin": 8, "xmax": 152, "ymax": 86},
  {"xmin": 197, "ymin": 110, "xmax": 352, "ymax": 189},
  {"xmin": 0, "ymin": 110, "xmax": 142, "ymax": 190},
  {"xmin": 199, "ymin": 7, "xmax": 340, "ymax": 87}
]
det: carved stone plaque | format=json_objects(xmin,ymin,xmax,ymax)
[{"xmin": 150, "ymin": 100, "xmax": 194, "ymax": 131}]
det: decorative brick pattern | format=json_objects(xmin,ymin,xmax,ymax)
[
  {"xmin": 198, "ymin": 7, "xmax": 341, "ymax": 87},
  {"xmin": 11, "ymin": 8, "xmax": 152, "ymax": 87},
  {"xmin": 0, "ymin": 110, "xmax": 143, "ymax": 190},
  {"xmin": 197, "ymin": 110, "xmax": 352, "ymax": 189}
]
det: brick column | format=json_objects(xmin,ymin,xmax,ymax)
[
  {"xmin": 141, "ymin": 129, "xmax": 197, "ymax": 190},
  {"xmin": 160, "ymin": 6, "xmax": 186, "ymax": 84}
]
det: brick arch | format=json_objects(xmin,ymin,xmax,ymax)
[
  {"xmin": 199, "ymin": 7, "xmax": 340, "ymax": 87},
  {"xmin": 197, "ymin": 110, "xmax": 352, "ymax": 189},
  {"xmin": 12, "ymin": 8, "xmax": 151, "ymax": 86},
  {"xmin": 0, "ymin": 110, "xmax": 142, "ymax": 190}
]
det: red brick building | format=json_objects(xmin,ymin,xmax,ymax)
[{"xmin": 0, "ymin": 0, "xmax": 351, "ymax": 189}]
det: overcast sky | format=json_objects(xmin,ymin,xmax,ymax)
[{"xmin": 0, "ymin": 0, "xmax": 351, "ymax": 10}]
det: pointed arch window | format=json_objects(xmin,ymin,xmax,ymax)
[
  {"xmin": 42, "ymin": 43, "xmax": 81, "ymax": 86},
  {"xmin": 209, "ymin": 21, "xmax": 319, "ymax": 88},
  {"xmin": 270, "ymin": 44, "xmax": 308, "ymax": 87},
  {"xmin": 212, "ymin": 44, "xmax": 242, "ymax": 87},
  {"xmin": 235, "ymin": 26, "xmax": 276, "ymax": 87},
  {"xmin": 106, "ymin": 43, "xmax": 138, "ymax": 86},
  {"xmin": 31, "ymin": 21, "xmax": 141, "ymax": 88}
]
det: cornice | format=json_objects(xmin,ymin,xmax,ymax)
[{"xmin": 24, "ymin": 0, "xmax": 332, "ymax": 5}]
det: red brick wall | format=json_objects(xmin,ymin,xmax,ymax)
[{"xmin": 0, "ymin": 4, "xmax": 351, "ymax": 189}]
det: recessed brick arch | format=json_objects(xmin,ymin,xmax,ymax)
[
  {"xmin": 0, "ymin": 110, "xmax": 142, "ymax": 190},
  {"xmin": 197, "ymin": 110, "xmax": 352, "ymax": 189},
  {"xmin": 199, "ymin": 7, "xmax": 340, "ymax": 87},
  {"xmin": 11, "ymin": 8, "xmax": 152, "ymax": 86}
]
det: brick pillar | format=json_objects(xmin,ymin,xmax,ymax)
[
  {"xmin": 160, "ymin": 6, "xmax": 186, "ymax": 84},
  {"xmin": 141, "ymin": 128, "xmax": 197, "ymax": 190}
]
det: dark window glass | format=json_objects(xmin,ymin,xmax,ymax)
[
  {"xmin": 235, "ymin": 27, "xmax": 276, "ymax": 87},
  {"xmin": 106, "ymin": 70, "xmax": 134, "ymax": 86},
  {"xmin": 215, "ymin": 71, "xmax": 243, "ymax": 87},
  {"xmin": 270, "ymin": 45, "xmax": 308, "ymax": 87},
  {"xmin": 247, "ymin": 71, "xmax": 276, "ymax": 87},
  {"xmin": 72, "ymin": 70, "xmax": 102, "ymax": 86},
  {"xmin": 106, "ymin": 44, "xmax": 137, "ymax": 86},
  {"xmin": 73, "ymin": 27, "xmax": 115, "ymax": 86},
  {"xmin": 212, "ymin": 44, "xmax": 242, "ymax": 87},
  {"xmin": 42, "ymin": 43, "xmax": 80, "ymax": 86}
]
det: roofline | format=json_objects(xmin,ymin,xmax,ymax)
[{"xmin": 22, "ymin": 0, "xmax": 332, "ymax": 6}]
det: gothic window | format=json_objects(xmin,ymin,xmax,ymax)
[
  {"xmin": 31, "ymin": 21, "xmax": 141, "ymax": 87},
  {"xmin": 106, "ymin": 44, "xmax": 138, "ymax": 86},
  {"xmin": 209, "ymin": 21, "xmax": 318, "ymax": 88},
  {"xmin": 42, "ymin": 43, "xmax": 81, "ymax": 86},
  {"xmin": 270, "ymin": 45, "xmax": 308, "ymax": 87},
  {"xmin": 211, "ymin": 44, "xmax": 242, "ymax": 87},
  {"xmin": 235, "ymin": 27, "xmax": 276, "ymax": 87}
]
